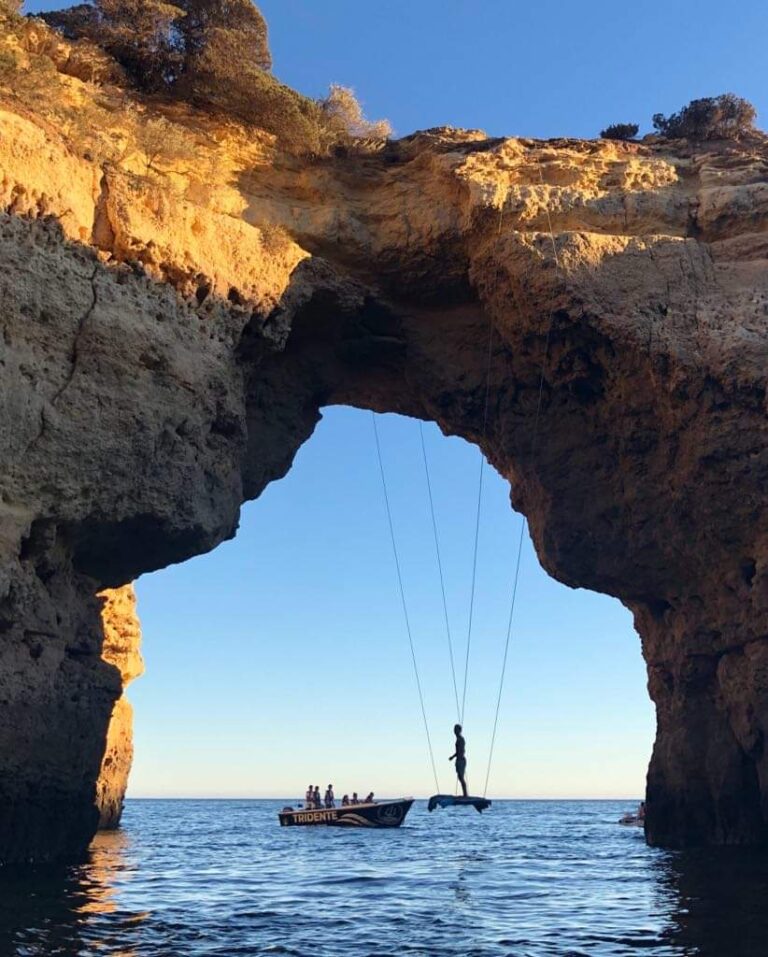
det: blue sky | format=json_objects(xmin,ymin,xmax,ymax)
[
  {"xmin": 131, "ymin": 409, "xmax": 651, "ymax": 799},
  {"xmin": 256, "ymin": 0, "xmax": 768, "ymax": 140},
  {"xmin": 23, "ymin": 0, "xmax": 767, "ymax": 799}
]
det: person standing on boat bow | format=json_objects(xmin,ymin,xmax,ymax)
[
  {"xmin": 449, "ymin": 724, "xmax": 469, "ymax": 797},
  {"xmin": 324, "ymin": 784, "xmax": 335, "ymax": 808}
]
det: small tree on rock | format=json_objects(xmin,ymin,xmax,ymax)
[
  {"xmin": 653, "ymin": 94, "xmax": 757, "ymax": 141},
  {"xmin": 173, "ymin": 26, "xmax": 322, "ymax": 150},
  {"xmin": 141, "ymin": 115, "xmax": 198, "ymax": 173},
  {"xmin": 600, "ymin": 122, "xmax": 639, "ymax": 141},
  {"xmin": 177, "ymin": 0, "xmax": 270, "ymax": 70},
  {"xmin": 174, "ymin": 0, "xmax": 272, "ymax": 110},
  {"xmin": 43, "ymin": 0, "xmax": 270, "ymax": 93},
  {"xmin": 42, "ymin": 0, "xmax": 186, "ymax": 91}
]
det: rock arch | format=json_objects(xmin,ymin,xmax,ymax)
[{"xmin": 2, "ymin": 103, "xmax": 768, "ymax": 860}]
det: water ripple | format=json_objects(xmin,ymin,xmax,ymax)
[{"xmin": 2, "ymin": 800, "xmax": 768, "ymax": 955}]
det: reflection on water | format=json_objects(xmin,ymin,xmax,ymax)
[
  {"xmin": 0, "ymin": 829, "xmax": 144, "ymax": 956},
  {"xmin": 1, "ymin": 800, "xmax": 768, "ymax": 956},
  {"xmin": 660, "ymin": 848, "xmax": 768, "ymax": 957}
]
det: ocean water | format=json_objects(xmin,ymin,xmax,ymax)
[{"xmin": 2, "ymin": 799, "xmax": 768, "ymax": 957}]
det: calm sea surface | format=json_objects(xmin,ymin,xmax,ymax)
[{"xmin": 3, "ymin": 799, "xmax": 768, "ymax": 956}]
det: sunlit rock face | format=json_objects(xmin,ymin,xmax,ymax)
[
  {"xmin": 96, "ymin": 585, "xmax": 144, "ymax": 829},
  {"xmin": 2, "ymin": 36, "xmax": 768, "ymax": 860}
]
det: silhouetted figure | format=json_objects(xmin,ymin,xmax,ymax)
[
  {"xmin": 450, "ymin": 724, "xmax": 468, "ymax": 797},
  {"xmin": 305, "ymin": 784, "xmax": 313, "ymax": 807},
  {"xmin": 341, "ymin": 794, "xmax": 350, "ymax": 807},
  {"xmin": 364, "ymin": 792, "xmax": 375, "ymax": 804},
  {"xmin": 324, "ymin": 784, "xmax": 335, "ymax": 808},
  {"xmin": 313, "ymin": 786, "xmax": 322, "ymax": 808},
  {"xmin": 351, "ymin": 792, "xmax": 359, "ymax": 805}
]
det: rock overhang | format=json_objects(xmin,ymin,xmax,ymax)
[{"xmin": 2, "ymin": 42, "xmax": 768, "ymax": 857}]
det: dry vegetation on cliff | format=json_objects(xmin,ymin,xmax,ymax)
[
  {"xmin": 0, "ymin": 20, "xmax": 208, "ymax": 186},
  {"xmin": 22, "ymin": 0, "xmax": 391, "ymax": 154}
]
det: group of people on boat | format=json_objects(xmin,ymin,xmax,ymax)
[
  {"xmin": 303, "ymin": 785, "xmax": 376, "ymax": 809},
  {"xmin": 300, "ymin": 725, "xmax": 467, "ymax": 812}
]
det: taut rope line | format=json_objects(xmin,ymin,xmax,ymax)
[
  {"xmin": 459, "ymin": 314, "xmax": 495, "ymax": 726},
  {"xmin": 459, "ymin": 196, "xmax": 512, "ymax": 728},
  {"xmin": 419, "ymin": 422, "xmax": 461, "ymax": 722},
  {"xmin": 482, "ymin": 159, "xmax": 563, "ymax": 797},
  {"xmin": 372, "ymin": 413, "xmax": 441, "ymax": 794}
]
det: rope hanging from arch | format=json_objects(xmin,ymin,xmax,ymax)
[
  {"xmin": 371, "ymin": 412, "xmax": 441, "ymax": 795},
  {"xmin": 459, "ymin": 317, "xmax": 495, "ymax": 727},
  {"xmin": 419, "ymin": 421, "xmax": 461, "ymax": 723},
  {"xmin": 372, "ymin": 154, "xmax": 564, "ymax": 803},
  {"xmin": 481, "ymin": 159, "xmax": 564, "ymax": 797}
]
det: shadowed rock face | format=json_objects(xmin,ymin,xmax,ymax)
[{"xmin": 1, "ymin": 69, "xmax": 768, "ymax": 859}]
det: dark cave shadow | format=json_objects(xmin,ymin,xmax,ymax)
[{"xmin": 655, "ymin": 846, "xmax": 768, "ymax": 957}]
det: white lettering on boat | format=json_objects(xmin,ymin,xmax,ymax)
[{"xmin": 293, "ymin": 810, "xmax": 339, "ymax": 824}]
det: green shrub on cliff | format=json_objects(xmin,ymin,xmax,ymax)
[
  {"xmin": 600, "ymin": 122, "xmax": 639, "ymax": 141},
  {"xmin": 41, "ymin": 0, "xmax": 271, "ymax": 94},
  {"xmin": 178, "ymin": 0, "xmax": 270, "ymax": 71},
  {"xmin": 141, "ymin": 115, "xmax": 198, "ymax": 173},
  {"xmin": 42, "ymin": 0, "xmax": 186, "ymax": 91},
  {"xmin": 171, "ymin": 20, "xmax": 321, "ymax": 149},
  {"xmin": 653, "ymin": 94, "xmax": 757, "ymax": 141}
]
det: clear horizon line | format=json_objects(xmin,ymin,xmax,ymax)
[{"xmin": 126, "ymin": 795, "xmax": 643, "ymax": 801}]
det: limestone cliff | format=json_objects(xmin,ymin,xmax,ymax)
[
  {"xmin": 2, "ymin": 20, "xmax": 768, "ymax": 861},
  {"xmin": 96, "ymin": 585, "xmax": 143, "ymax": 829}
]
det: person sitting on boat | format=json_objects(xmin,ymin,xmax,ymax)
[
  {"xmin": 341, "ymin": 794, "xmax": 350, "ymax": 806},
  {"xmin": 324, "ymin": 784, "xmax": 335, "ymax": 808},
  {"xmin": 364, "ymin": 792, "xmax": 375, "ymax": 804},
  {"xmin": 449, "ymin": 723, "xmax": 469, "ymax": 797},
  {"xmin": 351, "ymin": 792, "xmax": 360, "ymax": 804}
]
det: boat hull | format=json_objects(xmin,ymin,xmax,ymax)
[{"xmin": 279, "ymin": 798, "xmax": 414, "ymax": 828}]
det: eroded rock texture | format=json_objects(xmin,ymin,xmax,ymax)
[{"xmin": 1, "ymin": 38, "xmax": 768, "ymax": 859}]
